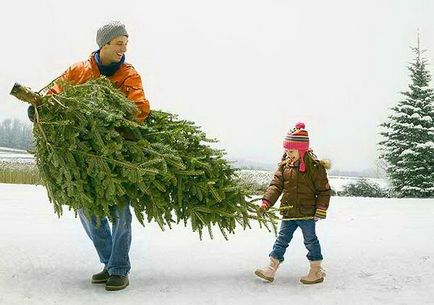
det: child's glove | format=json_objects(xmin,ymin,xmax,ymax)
[{"xmin": 258, "ymin": 199, "xmax": 271, "ymax": 216}]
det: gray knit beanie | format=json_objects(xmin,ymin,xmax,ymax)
[{"xmin": 96, "ymin": 21, "xmax": 128, "ymax": 48}]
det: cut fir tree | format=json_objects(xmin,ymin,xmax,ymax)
[{"xmin": 10, "ymin": 78, "xmax": 278, "ymax": 239}]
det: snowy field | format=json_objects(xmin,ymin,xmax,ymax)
[
  {"xmin": 238, "ymin": 169, "xmax": 388, "ymax": 192},
  {"xmin": 0, "ymin": 183, "xmax": 433, "ymax": 305},
  {"xmin": 0, "ymin": 149, "xmax": 387, "ymax": 192},
  {"xmin": 0, "ymin": 147, "xmax": 34, "ymax": 164}
]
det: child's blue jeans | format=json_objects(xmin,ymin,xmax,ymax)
[
  {"xmin": 78, "ymin": 203, "xmax": 132, "ymax": 276},
  {"xmin": 269, "ymin": 219, "xmax": 323, "ymax": 262}
]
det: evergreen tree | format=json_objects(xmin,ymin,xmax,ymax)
[
  {"xmin": 379, "ymin": 35, "xmax": 434, "ymax": 197},
  {"xmin": 340, "ymin": 178, "xmax": 389, "ymax": 198}
]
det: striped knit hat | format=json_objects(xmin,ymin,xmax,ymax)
[
  {"xmin": 96, "ymin": 21, "xmax": 128, "ymax": 49},
  {"xmin": 283, "ymin": 122, "xmax": 309, "ymax": 172}
]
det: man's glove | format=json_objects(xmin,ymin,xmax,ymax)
[
  {"xmin": 27, "ymin": 105, "xmax": 35, "ymax": 123},
  {"xmin": 116, "ymin": 126, "xmax": 137, "ymax": 141}
]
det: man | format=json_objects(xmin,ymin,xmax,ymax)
[{"xmin": 29, "ymin": 21, "xmax": 150, "ymax": 291}]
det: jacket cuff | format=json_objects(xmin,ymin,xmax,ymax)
[{"xmin": 315, "ymin": 207, "xmax": 327, "ymax": 219}]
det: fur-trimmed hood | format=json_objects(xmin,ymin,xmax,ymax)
[{"xmin": 320, "ymin": 159, "xmax": 331, "ymax": 170}]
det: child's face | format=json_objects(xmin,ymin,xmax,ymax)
[{"xmin": 286, "ymin": 149, "xmax": 300, "ymax": 161}]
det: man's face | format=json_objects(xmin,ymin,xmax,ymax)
[{"xmin": 100, "ymin": 35, "xmax": 128, "ymax": 64}]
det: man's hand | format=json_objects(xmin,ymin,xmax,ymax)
[{"xmin": 116, "ymin": 127, "xmax": 136, "ymax": 141}]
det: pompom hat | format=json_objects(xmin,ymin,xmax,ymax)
[{"xmin": 283, "ymin": 122, "xmax": 309, "ymax": 172}]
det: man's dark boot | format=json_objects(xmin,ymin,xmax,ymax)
[
  {"xmin": 91, "ymin": 269, "xmax": 110, "ymax": 284},
  {"xmin": 105, "ymin": 275, "xmax": 129, "ymax": 291}
]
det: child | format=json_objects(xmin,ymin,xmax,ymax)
[{"xmin": 255, "ymin": 122, "xmax": 331, "ymax": 284}]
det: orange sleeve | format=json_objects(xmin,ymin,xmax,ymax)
[
  {"xmin": 46, "ymin": 65, "xmax": 78, "ymax": 95},
  {"xmin": 123, "ymin": 74, "xmax": 150, "ymax": 122}
]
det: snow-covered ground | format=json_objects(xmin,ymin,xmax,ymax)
[
  {"xmin": 238, "ymin": 169, "xmax": 389, "ymax": 192},
  {"xmin": 0, "ymin": 147, "xmax": 35, "ymax": 164},
  {"xmin": 0, "ymin": 147, "xmax": 29, "ymax": 153},
  {"xmin": 0, "ymin": 154, "xmax": 386, "ymax": 191},
  {"xmin": 0, "ymin": 183, "xmax": 433, "ymax": 305}
]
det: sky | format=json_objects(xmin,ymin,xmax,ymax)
[{"xmin": 1, "ymin": 0, "xmax": 433, "ymax": 172}]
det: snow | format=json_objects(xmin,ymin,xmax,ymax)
[
  {"xmin": 410, "ymin": 113, "xmax": 422, "ymax": 120},
  {"xmin": 0, "ymin": 148, "xmax": 35, "ymax": 164},
  {"xmin": 0, "ymin": 153, "xmax": 35, "ymax": 163},
  {"xmin": 399, "ymin": 149, "xmax": 415, "ymax": 157},
  {"xmin": 1, "ymin": 183, "xmax": 433, "ymax": 305},
  {"xmin": 422, "ymin": 116, "xmax": 433, "ymax": 122},
  {"xmin": 391, "ymin": 113, "xmax": 406, "ymax": 119},
  {"xmin": 393, "ymin": 122, "xmax": 427, "ymax": 130},
  {"xmin": 0, "ymin": 147, "xmax": 29, "ymax": 153},
  {"xmin": 237, "ymin": 170, "xmax": 389, "ymax": 192},
  {"xmin": 398, "ymin": 105, "xmax": 418, "ymax": 112},
  {"xmin": 416, "ymin": 141, "xmax": 434, "ymax": 149},
  {"xmin": 327, "ymin": 176, "xmax": 388, "ymax": 192}
]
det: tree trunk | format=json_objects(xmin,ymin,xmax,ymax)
[{"xmin": 9, "ymin": 83, "xmax": 42, "ymax": 105}]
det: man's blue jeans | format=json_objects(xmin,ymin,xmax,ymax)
[
  {"xmin": 78, "ymin": 203, "xmax": 132, "ymax": 276},
  {"xmin": 269, "ymin": 219, "xmax": 323, "ymax": 262}
]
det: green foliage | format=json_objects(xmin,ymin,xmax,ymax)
[
  {"xmin": 32, "ymin": 78, "xmax": 277, "ymax": 239},
  {"xmin": 340, "ymin": 178, "xmax": 389, "ymax": 198}
]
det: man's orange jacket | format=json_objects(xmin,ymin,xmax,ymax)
[{"xmin": 49, "ymin": 53, "xmax": 150, "ymax": 121}]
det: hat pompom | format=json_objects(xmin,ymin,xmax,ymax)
[
  {"xmin": 295, "ymin": 122, "xmax": 305, "ymax": 130},
  {"xmin": 283, "ymin": 122, "xmax": 309, "ymax": 150},
  {"xmin": 320, "ymin": 159, "xmax": 332, "ymax": 170}
]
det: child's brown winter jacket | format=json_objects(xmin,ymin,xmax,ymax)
[{"xmin": 262, "ymin": 154, "xmax": 331, "ymax": 219}]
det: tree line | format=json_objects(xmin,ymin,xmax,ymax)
[{"xmin": 0, "ymin": 118, "xmax": 33, "ymax": 150}]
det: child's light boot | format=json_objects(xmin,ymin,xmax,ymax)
[
  {"xmin": 255, "ymin": 257, "xmax": 280, "ymax": 282},
  {"xmin": 300, "ymin": 260, "xmax": 325, "ymax": 284}
]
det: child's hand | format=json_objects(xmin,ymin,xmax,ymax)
[
  {"xmin": 258, "ymin": 200, "xmax": 270, "ymax": 216},
  {"xmin": 314, "ymin": 217, "xmax": 320, "ymax": 222},
  {"xmin": 258, "ymin": 205, "xmax": 267, "ymax": 216}
]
